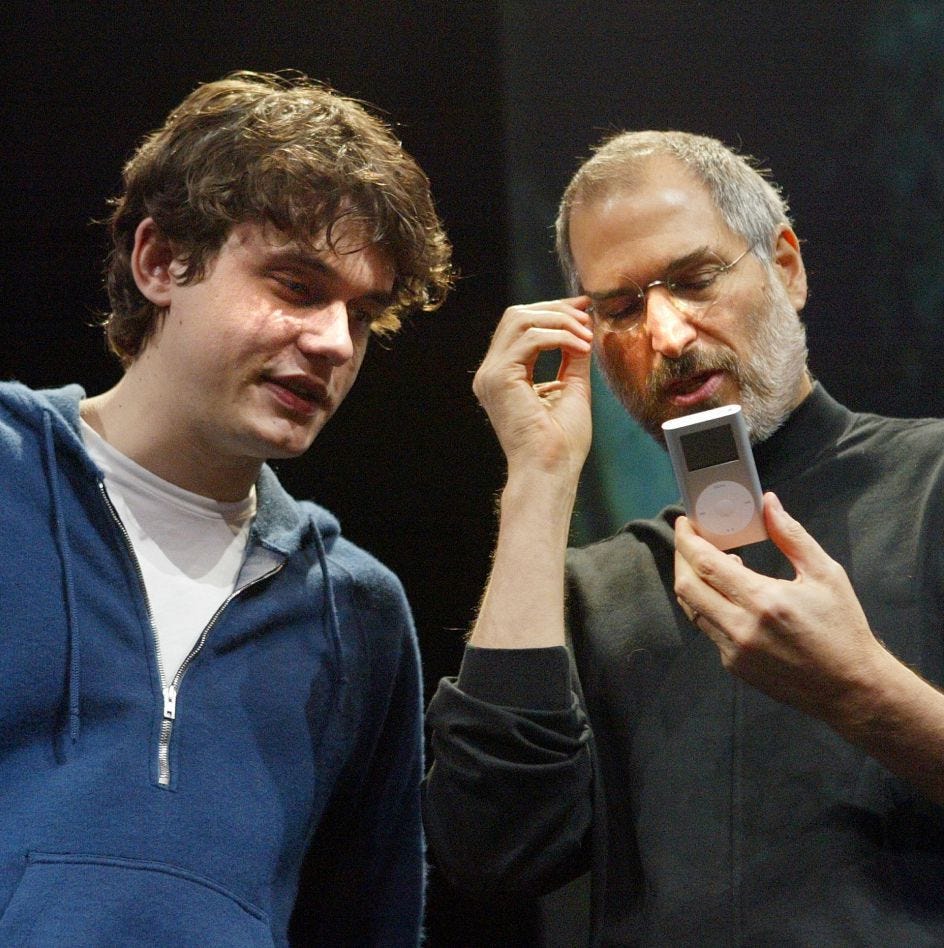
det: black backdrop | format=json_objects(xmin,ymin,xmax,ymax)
[{"xmin": 2, "ymin": 3, "xmax": 942, "ymax": 945}]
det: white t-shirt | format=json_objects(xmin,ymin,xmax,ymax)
[{"xmin": 82, "ymin": 421, "xmax": 256, "ymax": 683}]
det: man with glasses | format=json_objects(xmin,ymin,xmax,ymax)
[{"xmin": 425, "ymin": 131, "xmax": 944, "ymax": 944}]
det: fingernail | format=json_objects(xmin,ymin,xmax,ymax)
[{"xmin": 767, "ymin": 492, "xmax": 785, "ymax": 515}]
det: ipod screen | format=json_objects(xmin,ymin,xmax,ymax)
[{"xmin": 680, "ymin": 425, "xmax": 738, "ymax": 471}]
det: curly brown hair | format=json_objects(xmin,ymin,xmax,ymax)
[{"xmin": 104, "ymin": 71, "xmax": 453, "ymax": 365}]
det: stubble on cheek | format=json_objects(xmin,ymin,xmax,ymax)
[{"xmin": 593, "ymin": 281, "xmax": 808, "ymax": 444}]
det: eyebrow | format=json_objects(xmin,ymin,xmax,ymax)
[
  {"xmin": 264, "ymin": 247, "xmax": 396, "ymax": 306},
  {"xmin": 585, "ymin": 245, "xmax": 716, "ymax": 301}
]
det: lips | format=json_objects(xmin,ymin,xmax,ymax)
[
  {"xmin": 264, "ymin": 375, "xmax": 330, "ymax": 416},
  {"xmin": 663, "ymin": 370, "xmax": 725, "ymax": 407}
]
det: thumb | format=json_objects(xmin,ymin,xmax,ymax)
[{"xmin": 763, "ymin": 492, "xmax": 828, "ymax": 577}]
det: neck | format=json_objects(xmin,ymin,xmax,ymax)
[
  {"xmin": 81, "ymin": 376, "xmax": 260, "ymax": 503},
  {"xmin": 796, "ymin": 369, "xmax": 814, "ymax": 402}
]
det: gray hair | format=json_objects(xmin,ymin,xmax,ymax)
[{"xmin": 555, "ymin": 130, "xmax": 792, "ymax": 292}]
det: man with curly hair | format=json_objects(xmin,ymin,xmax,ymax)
[{"xmin": 0, "ymin": 71, "xmax": 451, "ymax": 945}]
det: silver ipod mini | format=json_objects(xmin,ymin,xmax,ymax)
[{"xmin": 662, "ymin": 404, "xmax": 767, "ymax": 550}]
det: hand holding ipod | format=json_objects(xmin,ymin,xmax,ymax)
[{"xmin": 662, "ymin": 404, "xmax": 767, "ymax": 550}]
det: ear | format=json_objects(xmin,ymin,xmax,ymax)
[
  {"xmin": 130, "ymin": 217, "xmax": 176, "ymax": 307},
  {"xmin": 772, "ymin": 225, "xmax": 808, "ymax": 312}
]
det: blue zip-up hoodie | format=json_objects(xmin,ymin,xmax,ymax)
[{"xmin": 0, "ymin": 382, "xmax": 425, "ymax": 946}]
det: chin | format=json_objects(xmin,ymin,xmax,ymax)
[
  {"xmin": 247, "ymin": 418, "xmax": 324, "ymax": 460},
  {"xmin": 264, "ymin": 432, "xmax": 321, "ymax": 459}
]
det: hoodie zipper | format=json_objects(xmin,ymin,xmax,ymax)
[{"xmin": 98, "ymin": 482, "xmax": 284, "ymax": 787}]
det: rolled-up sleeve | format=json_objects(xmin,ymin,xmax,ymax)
[{"xmin": 424, "ymin": 646, "xmax": 594, "ymax": 898}]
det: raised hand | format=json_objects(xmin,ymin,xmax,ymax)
[
  {"xmin": 473, "ymin": 298, "xmax": 594, "ymax": 480},
  {"xmin": 468, "ymin": 297, "xmax": 594, "ymax": 649}
]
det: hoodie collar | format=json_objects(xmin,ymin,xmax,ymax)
[
  {"xmin": 32, "ymin": 382, "xmax": 341, "ymax": 556},
  {"xmin": 251, "ymin": 464, "xmax": 340, "ymax": 556}
]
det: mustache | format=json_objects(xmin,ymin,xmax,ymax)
[{"xmin": 647, "ymin": 347, "xmax": 741, "ymax": 395}]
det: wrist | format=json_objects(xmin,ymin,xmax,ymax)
[
  {"xmin": 503, "ymin": 433, "xmax": 590, "ymax": 485},
  {"xmin": 824, "ymin": 643, "xmax": 944, "ymax": 803},
  {"xmin": 500, "ymin": 470, "xmax": 578, "ymax": 534},
  {"xmin": 827, "ymin": 643, "xmax": 911, "ymax": 737},
  {"xmin": 503, "ymin": 464, "xmax": 581, "ymax": 502}
]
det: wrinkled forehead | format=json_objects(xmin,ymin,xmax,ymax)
[
  {"xmin": 574, "ymin": 154, "xmax": 725, "ymax": 232},
  {"xmin": 568, "ymin": 167, "xmax": 737, "ymax": 289}
]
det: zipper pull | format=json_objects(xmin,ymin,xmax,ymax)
[{"xmin": 162, "ymin": 685, "xmax": 177, "ymax": 720}]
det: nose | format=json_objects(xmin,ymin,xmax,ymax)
[
  {"xmin": 643, "ymin": 287, "xmax": 697, "ymax": 358},
  {"xmin": 296, "ymin": 301, "xmax": 355, "ymax": 366}
]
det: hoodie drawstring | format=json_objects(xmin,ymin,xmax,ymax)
[
  {"xmin": 310, "ymin": 522, "xmax": 349, "ymax": 705},
  {"xmin": 41, "ymin": 411, "xmax": 82, "ymax": 754}
]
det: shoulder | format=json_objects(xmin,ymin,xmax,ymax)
[
  {"xmin": 328, "ymin": 531, "xmax": 410, "ymax": 614},
  {"xmin": 292, "ymin": 499, "xmax": 413, "ymax": 628},
  {"xmin": 0, "ymin": 382, "xmax": 86, "ymax": 462},
  {"xmin": 842, "ymin": 405, "xmax": 944, "ymax": 453},
  {"xmin": 253, "ymin": 472, "xmax": 408, "ymax": 617},
  {"xmin": 835, "ymin": 408, "xmax": 944, "ymax": 496}
]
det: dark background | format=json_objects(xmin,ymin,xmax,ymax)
[{"xmin": 2, "ymin": 3, "xmax": 942, "ymax": 945}]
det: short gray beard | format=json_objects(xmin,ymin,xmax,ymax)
[{"xmin": 595, "ymin": 268, "xmax": 808, "ymax": 444}]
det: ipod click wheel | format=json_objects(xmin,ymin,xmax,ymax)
[{"xmin": 662, "ymin": 404, "xmax": 768, "ymax": 550}]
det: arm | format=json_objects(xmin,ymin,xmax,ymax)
[
  {"xmin": 674, "ymin": 491, "xmax": 944, "ymax": 805},
  {"xmin": 424, "ymin": 298, "xmax": 597, "ymax": 895},
  {"xmin": 425, "ymin": 646, "xmax": 594, "ymax": 896},
  {"xmin": 468, "ymin": 297, "xmax": 594, "ymax": 649}
]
